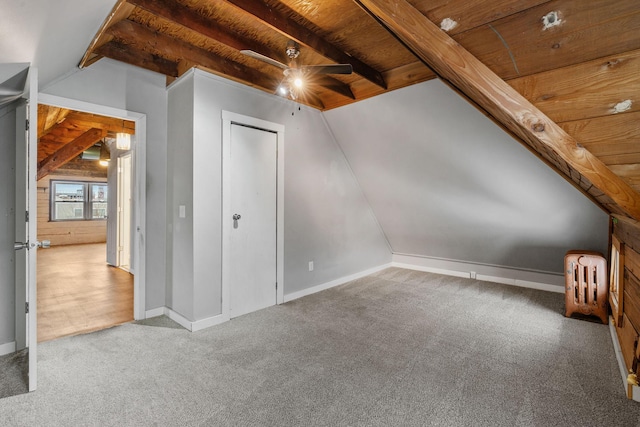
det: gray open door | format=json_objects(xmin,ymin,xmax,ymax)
[{"xmin": 13, "ymin": 67, "xmax": 39, "ymax": 391}]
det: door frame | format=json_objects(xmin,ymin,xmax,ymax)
[
  {"xmin": 38, "ymin": 93, "xmax": 147, "ymax": 320},
  {"xmin": 221, "ymin": 111, "xmax": 284, "ymax": 320},
  {"xmin": 117, "ymin": 153, "xmax": 132, "ymax": 271}
]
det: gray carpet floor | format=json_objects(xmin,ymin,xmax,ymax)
[
  {"xmin": 0, "ymin": 349, "xmax": 28, "ymax": 399},
  {"xmin": 1, "ymin": 267, "xmax": 640, "ymax": 426}
]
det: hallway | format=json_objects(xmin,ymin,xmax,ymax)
[{"xmin": 37, "ymin": 243, "xmax": 133, "ymax": 342}]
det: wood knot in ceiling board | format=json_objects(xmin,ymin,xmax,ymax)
[
  {"xmin": 602, "ymin": 59, "xmax": 625, "ymax": 71},
  {"xmin": 532, "ymin": 123, "xmax": 545, "ymax": 133}
]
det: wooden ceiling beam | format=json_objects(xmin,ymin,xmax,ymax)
[
  {"xmin": 52, "ymin": 157, "xmax": 108, "ymax": 179},
  {"xmin": 225, "ymin": 0, "xmax": 387, "ymax": 89},
  {"xmin": 95, "ymin": 40, "xmax": 180, "ymax": 77},
  {"xmin": 128, "ymin": 0, "xmax": 269, "ymax": 56},
  {"xmin": 37, "ymin": 128, "xmax": 106, "ymax": 180},
  {"xmin": 355, "ymin": 0, "xmax": 640, "ymax": 221},
  {"xmin": 107, "ymin": 19, "xmax": 279, "ymax": 92},
  {"xmin": 313, "ymin": 76, "xmax": 355, "ymax": 100},
  {"xmin": 435, "ymin": 77, "xmax": 610, "ymax": 214},
  {"xmin": 79, "ymin": 0, "xmax": 135, "ymax": 68},
  {"xmin": 64, "ymin": 112, "xmax": 135, "ymax": 134},
  {"xmin": 37, "ymin": 105, "xmax": 71, "ymax": 138},
  {"xmin": 125, "ymin": 0, "xmax": 354, "ymax": 100}
]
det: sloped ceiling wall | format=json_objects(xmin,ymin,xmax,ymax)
[
  {"xmin": 0, "ymin": 0, "xmax": 117, "ymax": 89},
  {"xmin": 324, "ymin": 79, "xmax": 609, "ymax": 274}
]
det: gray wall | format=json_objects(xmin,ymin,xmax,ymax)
[
  {"xmin": 166, "ymin": 75, "xmax": 195, "ymax": 319},
  {"xmin": 324, "ymin": 79, "xmax": 609, "ymax": 274},
  {"xmin": 167, "ymin": 70, "xmax": 391, "ymax": 321},
  {"xmin": 42, "ymin": 58, "xmax": 169, "ymax": 310},
  {"xmin": 0, "ymin": 103, "xmax": 17, "ymax": 346},
  {"xmin": 15, "ymin": 59, "xmax": 609, "ymax": 328}
]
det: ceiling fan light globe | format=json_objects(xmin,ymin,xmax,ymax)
[{"xmin": 293, "ymin": 77, "xmax": 303, "ymax": 88}]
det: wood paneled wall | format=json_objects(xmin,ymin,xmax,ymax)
[
  {"xmin": 37, "ymin": 173, "xmax": 107, "ymax": 246},
  {"xmin": 611, "ymin": 215, "xmax": 640, "ymax": 378}
]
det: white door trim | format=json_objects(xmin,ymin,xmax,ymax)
[
  {"xmin": 38, "ymin": 93, "xmax": 147, "ymax": 320},
  {"xmin": 221, "ymin": 111, "xmax": 284, "ymax": 321},
  {"xmin": 117, "ymin": 153, "xmax": 133, "ymax": 271}
]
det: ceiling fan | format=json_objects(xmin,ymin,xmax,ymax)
[{"xmin": 241, "ymin": 40, "xmax": 353, "ymax": 101}]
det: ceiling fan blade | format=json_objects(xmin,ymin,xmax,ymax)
[
  {"xmin": 302, "ymin": 64, "xmax": 353, "ymax": 75},
  {"xmin": 240, "ymin": 50, "xmax": 288, "ymax": 70}
]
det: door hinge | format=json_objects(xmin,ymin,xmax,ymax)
[
  {"xmin": 25, "ymin": 302, "xmax": 29, "ymax": 314},
  {"xmin": 25, "ymin": 211, "xmax": 29, "ymax": 222},
  {"xmin": 276, "ymin": 282, "xmax": 278, "ymax": 290},
  {"xmin": 25, "ymin": 119, "xmax": 29, "ymax": 131}
]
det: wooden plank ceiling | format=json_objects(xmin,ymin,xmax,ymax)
[
  {"xmin": 74, "ymin": 0, "xmax": 639, "ymax": 221},
  {"xmin": 37, "ymin": 104, "xmax": 135, "ymax": 179}
]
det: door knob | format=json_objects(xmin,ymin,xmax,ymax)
[
  {"xmin": 14, "ymin": 240, "xmax": 50, "ymax": 251},
  {"xmin": 36, "ymin": 240, "xmax": 51, "ymax": 249},
  {"xmin": 233, "ymin": 214, "xmax": 241, "ymax": 220},
  {"xmin": 14, "ymin": 242, "xmax": 28, "ymax": 251}
]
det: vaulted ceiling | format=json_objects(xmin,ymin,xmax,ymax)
[{"xmin": 38, "ymin": 0, "xmax": 640, "ymax": 222}]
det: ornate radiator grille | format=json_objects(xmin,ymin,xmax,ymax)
[{"xmin": 565, "ymin": 252, "xmax": 608, "ymax": 324}]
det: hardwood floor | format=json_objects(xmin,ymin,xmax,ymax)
[{"xmin": 37, "ymin": 243, "xmax": 133, "ymax": 343}]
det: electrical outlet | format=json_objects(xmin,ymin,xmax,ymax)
[
  {"xmin": 309, "ymin": 261, "xmax": 314, "ymax": 272},
  {"xmin": 470, "ymin": 271, "xmax": 476, "ymax": 279}
]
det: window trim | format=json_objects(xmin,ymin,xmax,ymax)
[{"xmin": 49, "ymin": 179, "xmax": 108, "ymax": 222}]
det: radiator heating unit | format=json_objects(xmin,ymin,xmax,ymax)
[{"xmin": 564, "ymin": 251, "xmax": 608, "ymax": 324}]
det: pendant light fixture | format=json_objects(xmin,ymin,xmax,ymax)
[{"xmin": 116, "ymin": 132, "xmax": 131, "ymax": 150}]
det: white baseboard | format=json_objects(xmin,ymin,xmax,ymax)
[
  {"xmin": 284, "ymin": 263, "xmax": 393, "ymax": 303},
  {"xmin": 144, "ymin": 263, "xmax": 394, "ymax": 331},
  {"xmin": 165, "ymin": 308, "xmax": 194, "ymax": 331},
  {"xmin": 474, "ymin": 275, "xmax": 564, "ymax": 294},
  {"xmin": 145, "ymin": 307, "xmax": 165, "ymax": 319},
  {"xmin": 392, "ymin": 262, "xmax": 471, "ymax": 279},
  {"xmin": 191, "ymin": 314, "xmax": 228, "ymax": 332},
  {"xmin": 0, "ymin": 341, "xmax": 16, "ymax": 356},
  {"xmin": 392, "ymin": 253, "xmax": 564, "ymax": 293},
  {"xmin": 142, "ymin": 255, "xmax": 562, "ymax": 333},
  {"xmin": 144, "ymin": 307, "xmax": 228, "ymax": 332}
]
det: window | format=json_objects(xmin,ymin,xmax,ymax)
[{"xmin": 50, "ymin": 180, "xmax": 108, "ymax": 221}]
